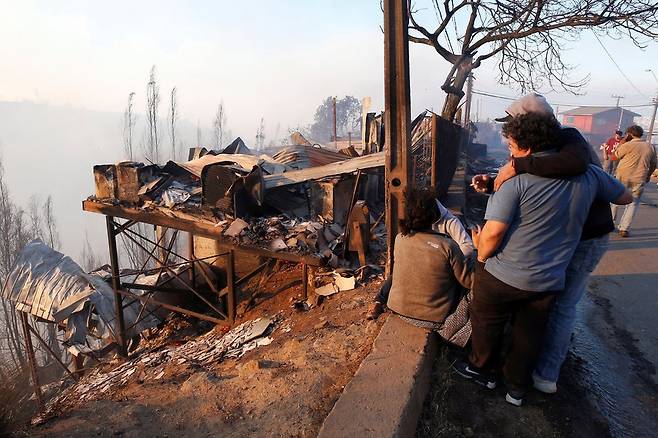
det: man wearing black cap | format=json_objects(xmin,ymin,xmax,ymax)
[{"xmin": 601, "ymin": 130, "xmax": 624, "ymax": 175}]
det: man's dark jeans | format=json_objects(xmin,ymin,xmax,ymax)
[
  {"xmin": 375, "ymin": 276, "xmax": 392, "ymax": 304},
  {"xmin": 469, "ymin": 261, "xmax": 557, "ymax": 392}
]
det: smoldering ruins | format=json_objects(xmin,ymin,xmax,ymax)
[{"xmin": 0, "ymin": 103, "xmax": 466, "ymax": 434}]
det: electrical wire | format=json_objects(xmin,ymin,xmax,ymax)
[
  {"xmin": 591, "ymin": 31, "xmax": 649, "ymax": 98},
  {"xmin": 472, "ymin": 90, "xmax": 653, "ymax": 108}
]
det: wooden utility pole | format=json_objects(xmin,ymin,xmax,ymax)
[
  {"xmin": 383, "ymin": 0, "xmax": 412, "ymax": 274},
  {"xmin": 333, "ymin": 96, "xmax": 338, "ymax": 148},
  {"xmin": 647, "ymin": 93, "xmax": 658, "ymax": 146},
  {"xmin": 612, "ymin": 94, "xmax": 625, "ymax": 129}
]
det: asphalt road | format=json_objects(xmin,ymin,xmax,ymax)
[{"xmin": 572, "ymin": 179, "xmax": 658, "ymax": 438}]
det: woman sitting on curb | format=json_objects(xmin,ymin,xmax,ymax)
[{"xmin": 379, "ymin": 187, "xmax": 474, "ymax": 347}]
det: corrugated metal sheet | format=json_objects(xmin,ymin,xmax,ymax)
[
  {"xmin": 272, "ymin": 145, "xmax": 349, "ymax": 170},
  {"xmin": 221, "ymin": 137, "xmax": 253, "ymax": 155},
  {"xmin": 2, "ymin": 240, "xmax": 162, "ymax": 354}
]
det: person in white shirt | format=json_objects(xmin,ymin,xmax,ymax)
[{"xmin": 433, "ymin": 200, "xmax": 474, "ymax": 261}]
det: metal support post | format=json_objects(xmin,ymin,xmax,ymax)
[
  {"xmin": 26, "ymin": 322, "xmax": 78, "ymax": 380},
  {"xmin": 20, "ymin": 312, "xmax": 44, "ymax": 413},
  {"xmin": 106, "ymin": 216, "xmax": 127, "ymax": 357},
  {"xmin": 226, "ymin": 250, "xmax": 236, "ymax": 324},
  {"xmin": 383, "ymin": 0, "xmax": 412, "ymax": 275}
]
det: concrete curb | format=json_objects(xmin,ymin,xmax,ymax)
[{"xmin": 318, "ymin": 315, "xmax": 438, "ymax": 438}]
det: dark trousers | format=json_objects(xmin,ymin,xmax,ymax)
[
  {"xmin": 375, "ymin": 276, "xmax": 392, "ymax": 304},
  {"xmin": 469, "ymin": 262, "xmax": 557, "ymax": 392}
]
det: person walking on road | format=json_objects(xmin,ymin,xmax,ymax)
[
  {"xmin": 611, "ymin": 125, "xmax": 657, "ymax": 237},
  {"xmin": 601, "ymin": 130, "xmax": 623, "ymax": 175}
]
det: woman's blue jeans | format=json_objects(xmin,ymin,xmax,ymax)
[{"xmin": 534, "ymin": 235, "xmax": 610, "ymax": 383}]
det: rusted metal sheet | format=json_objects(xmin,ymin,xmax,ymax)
[
  {"xmin": 338, "ymin": 146, "xmax": 360, "ymax": 158},
  {"xmin": 201, "ymin": 163, "xmax": 241, "ymax": 214},
  {"xmin": 410, "ymin": 112, "xmax": 433, "ymax": 189},
  {"xmin": 164, "ymin": 153, "xmax": 288, "ymax": 179},
  {"xmin": 221, "ymin": 137, "xmax": 253, "ymax": 155},
  {"xmin": 272, "ymin": 145, "xmax": 349, "ymax": 169},
  {"xmin": 309, "ymin": 176, "xmax": 355, "ymax": 225},
  {"xmin": 290, "ymin": 131, "xmax": 312, "ymax": 146}
]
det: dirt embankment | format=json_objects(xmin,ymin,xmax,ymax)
[{"xmin": 24, "ymin": 266, "xmax": 385, "ymax": 438}]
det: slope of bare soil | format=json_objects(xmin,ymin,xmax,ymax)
[{"xmin": 23, "ymin": 265, "xmax": 385, "ymax": 438}]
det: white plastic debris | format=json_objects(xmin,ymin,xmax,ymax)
[
  {"xmin": 270, "ymin": 238, "xmax": 288, "ymax": 252},
  {"xmin": 224, "ymin": 218, "xmax": 250, "ymax": 237},
  {"xmin": 162, "ymin": 188, "xmax": 191, "ymax": 208},
  {"xmin": 315, "ymin": 272, "xmax": 356, "ymax": 296}
]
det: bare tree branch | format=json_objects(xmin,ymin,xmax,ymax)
[
  {"xmin": 169, "ymin": 87, "xmax": 178, "ymax": 161},
  {"xmin": 408, "ymin": 0, "xmax": 658, "ymax": 120}
]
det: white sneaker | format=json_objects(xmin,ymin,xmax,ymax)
[
  {"xmin": 505, "ymin": 392, "xmax": 523, "ymax": 407},
  {"xmin": 532, "ymin": 372, "xmax": 557, "ymax": 394}
]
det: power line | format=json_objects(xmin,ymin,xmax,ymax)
[
  {"xmin": 472, "ymin": 89, "xmax": 654, "ymax": 108},
  {"xmin": 591, "ymin": 31, "xmax": 649, "ymax": 98}
]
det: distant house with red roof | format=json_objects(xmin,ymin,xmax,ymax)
[{"xmin": 560, "ymin": 106, "xmax": 640, "ymax": 146}]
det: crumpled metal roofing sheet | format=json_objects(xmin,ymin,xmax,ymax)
[
  {"xmin": 272, "ymin": 145, "xmax": 349, "ymax": 170},
  {"xmin": 2, "ymin": 240, "xmax": 162, "ymax": 353},
  {"xmin": 169, "ymin": 153, "xmax": 289, "ymax": 178}
]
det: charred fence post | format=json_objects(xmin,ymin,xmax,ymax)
[{"xmin": 383, "ymin": 0, "xmax": 412, "ymax": 274}]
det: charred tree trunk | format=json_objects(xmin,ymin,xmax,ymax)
[{"xmin": 440, "ymin": 61, "xmax": 472, "ymax": 122}]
